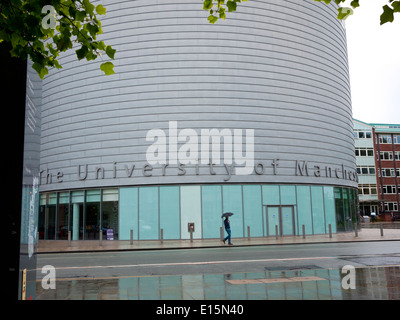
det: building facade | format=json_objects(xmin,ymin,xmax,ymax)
[
  {"xmin": 353, "ymin": 119, "xmax": 400, "ymax": 220},
  {"xmin": 36, "ymin": 0, "xmax": 358, "ymax": 241},
  {"xmin": 353, "ymin": 119, "xmax": 379, "ymax": 215},
  {"xmin": 373, "ymin": 123, "xmax": 400, "ymax": 219}
]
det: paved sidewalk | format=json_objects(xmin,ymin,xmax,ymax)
[{"xmin": 37, "ymin": 225, "xmax": 400, "ymax": 254}]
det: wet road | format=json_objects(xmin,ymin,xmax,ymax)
[{"xmin": 36, "ymin": 241, "xmax": 400, "ymax": 300}]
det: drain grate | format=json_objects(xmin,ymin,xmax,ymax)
[{"xmin": 264, "ymin": 265, "xmax": 322, "ymax": 272}]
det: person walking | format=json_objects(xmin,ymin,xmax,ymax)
[{"xmin": 222, "ymin": 216, "xmax": 233, "ymax": 245}]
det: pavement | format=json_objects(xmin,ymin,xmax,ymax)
[{"xmin": 37, "ymin": 222, "xmax": 400, "ymax": 254}]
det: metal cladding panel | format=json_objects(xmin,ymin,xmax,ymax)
[{"xmin": 39, "ymin": 0, "xmax": 357, "ymax": 191}]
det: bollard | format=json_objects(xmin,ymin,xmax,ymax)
[
  {"xmin": 130, "ymin": 229, "xmax": 133, "ymax": 245},
  {"xmin": 329, "ymin": 224, "xmax": 332, "ymax": 238},
  {"xmin": 99, "ymin": 230, "xmax": 103, "ymax": 246},
  {"xmin": 190, "ymin": 230, "xmax": 193, "ymax": 242},
  {"xmin": 275, "ymin": 225, "xmax": 279, "ymax": 239},
  {"xmin": 160, "ymin": 228, "xmax": 164, "ymax": 244},
  {"xmin": 68, "ymin": 230, "xmax": 71, "ymax": 247},
  {"xmin": 247, "ymin": 226, "xmax": 251, "ymax": 240},
  {"xmin": 220, "ymin": 227, "xmax": 224, "ymax": 241},
  {"xmin": 380, "ymin": 223, "xmax": 384, "ymax": 236},
  {"xmin": 302, "ymin": 224, "xmax": 306, "ymax": 239}
]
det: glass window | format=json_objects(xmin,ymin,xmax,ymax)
[
  {"xmin": 180, "ymin": 186, "xmax": 202, "ymax": 240},
  {"xmin": 138, "ymin": 187, "xmax": 159, "ymax": 240},
  {"xmin": 358, "ymin": 131, "xmax": 365, "ymax": 138},
  {"xmin": 119, "ymin": 187, "xmax": 138, "ymax": 240},
  {"xmin": 323, "ymin": 187, "xmax": 336, "ymax": 233},
  {"xmin": 381, "ymin": 152, "xmax": 393, "ymax": 160},
  {"xmin": 296, "ymin": 186, "xmax": 312, "ymax": 235},
  {"xmin": 385, "ymin": 202, "xmax": 398, "ymax": 211},
  {"xmin": 160, "ymin": 186, "xmax": 180, "ymax": 240},
  {"xmin": 85, "ymin": 190, "xmax": 100, "ymax": 240},
  {"xmin": 311, "ymin": 186, "xmax": 325, "ymax": 234},
  {"xmin": 102, "ymin": 189, "xmax": 119, "ymax": 240},
  {"xmin": 223, "ymin": 185, "xmax": 244, "ymax": 238},
  {"xmin": 243, "ymin": 185, "xmax": 263, "ymax": 237},
  {"xmin": 45, "ymin": 193, "xmax": 57, "ymax": 239},
  {"xmin": 334, "ymin": 188, "xmax": 344, "ymax": 232},
  {"xmin": 57, "ymin": 192, "xmax": 69, "ymax": 240},
  {"xmin": 71, "ymin": 190, "xmax": 84, "ymax": 240},
  {"xmin": 379, "ymin": 135, "xmax": 392, "ymax": 144},
  {"xmin": 366, "ymin": 131, "xmax": 372, "ymax": 139},
  {"xmin": 202, "ymin": 185, "xmax": 222, "ymax": 239},
  {"xmin": 39, "ymin": 194, "xmax": 46, "ymax": 239}
]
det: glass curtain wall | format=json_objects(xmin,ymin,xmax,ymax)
[
  {"xmin": 39, "ymin": 189, "xmax": 119, "ymax": 240},
  {"xmin": 39, "ymin": 186, "xmax": 356, "ymax": 240}
]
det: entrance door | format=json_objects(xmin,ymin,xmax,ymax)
[{"xmin": 265, "ymin": 205, "xmax": 295, "ymax": 236}]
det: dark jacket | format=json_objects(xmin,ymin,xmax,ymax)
[{"xmin": 224, "ymin": 219, "xmax": 230, "ymax": 230}]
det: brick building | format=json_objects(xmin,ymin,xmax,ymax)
[{"xmin": 373, "ymin": 124, "xmax": 400, "ymax": 220}]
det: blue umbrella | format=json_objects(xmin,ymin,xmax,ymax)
[{"xmin": 221, "ymin": 212, "xmax": 234, "ymax": 218}]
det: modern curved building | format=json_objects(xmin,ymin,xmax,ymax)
[{"xmin": 36, "ymin": 0, "xmax": 358, "ymax": 241}]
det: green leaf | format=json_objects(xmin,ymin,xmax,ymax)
[
  {"xmin": 75, "ymin": 10, "xmax": 86, "ymax": 22},
  {"xmin": 83, "ymin": 0, "xmax": 95, "ymax": 16},
  {"xmin": 86, "ymin": 23, "xmax": 99, "ymax": 38},
  {"xmin": 337, "ymin": 7, "xmax": 353, "ymax": 20},
  {"xmin": 226, "ymin": 1, "xmax": 237, "ymax": 12},
  {"xmin": 76, "ymin": 45, "xmax": 89, "ymax": 60},
  {"xmin": 203, "ymin": 0, "xmax": 213, "ymax": 10},
  {"xmin": 96, "ymin": 4, "xmax": 107, "ymax": 15},
  {"xmin": 55, "ymin": 35, "xmax": 73, "ymax": 51},
  {"xmin": 208, "ymin": 15, "xmax": 218, "ymax": 24},
  {"xmin": 350, "ymin": 0, "xmax": 359, "ymax": 9},
  {"xmin": 32, "ymin": 62, "xmax": 49, "ymax": 80},
  {"xmin": 100, "ymin": 61, "xmax": 115, "ymax": 75},
  {"xmin": 105, "ymin": 45, "xmax": 116, "ymax": 59},
  {"xmin": 392, "ymin": 1, "xmax": 400, "ymax": 13},
  {"xmin": 380, "ymin": 5, "xmax": 394, "ymax": 25}
]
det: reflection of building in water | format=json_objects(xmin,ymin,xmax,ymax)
[
  {"xmin": 36, "ymin": 266, "xmax": 400, "ymax": 300},
  {"xmin": 341, "ymin": 266, "xmax": 400, "ymax": 300}
]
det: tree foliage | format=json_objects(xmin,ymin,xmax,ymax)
[
  {"xmin": 203, "ymin": 0, "xmax": 400, "ymax": 25},
  {"xmin": 1, "ymin": 1, "xmax": 398, "ymax": 79},
  {"xmin": 0, "ymin": 0, "xmax": 115, "ymax": 79}
]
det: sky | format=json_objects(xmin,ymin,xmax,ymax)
[{"xmin": 343, "ymin": 0, "xmax": 400, "ymax": 124}]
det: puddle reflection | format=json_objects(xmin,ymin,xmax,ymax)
[{"xmin": 36, "ymin": 266, "xmax": 400, "ymax": 300}]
